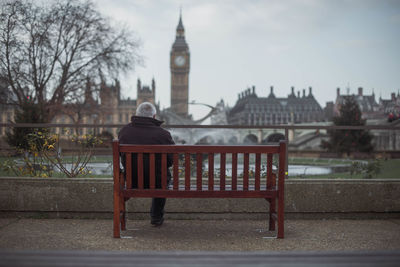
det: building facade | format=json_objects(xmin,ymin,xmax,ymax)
[
  {"xmin": 227, "ymin": 86, "xmax": 324, "ymax": 125},
  {"xmin": 170, "ymin": 13, "xmax": 190, "ymax": 118},
  {"xmin": 379, "ymin": 92, "xmax": 400, "ymax": 119},
  {"xmin": 49, "ymin": 78, "xmax": 155, "ymax": 137},
  {"xmin": 334, "ymin": 87, "xmax": 381, "ymax": 120}
]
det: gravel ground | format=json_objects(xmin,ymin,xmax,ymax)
[{"xmin": 1, "ymin": 218, "xmax": 400, "ymax": 251}]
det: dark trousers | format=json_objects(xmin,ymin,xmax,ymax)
[{"xmin": 151, "ymin": 198, "xmax": 166, "ymax": 220}]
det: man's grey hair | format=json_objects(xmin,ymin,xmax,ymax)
[{"xmin": 136, "ymin": 102, "xmax": 157, "ymax": 118}]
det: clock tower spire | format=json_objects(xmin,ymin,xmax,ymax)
[{"xmin": 170, "ymin": 11, "xmax": 190, "ymax": 117}]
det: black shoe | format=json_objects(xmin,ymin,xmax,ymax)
[{"xmin": 151, "ymin": 217, "xmax": 164, "ymax": 227}]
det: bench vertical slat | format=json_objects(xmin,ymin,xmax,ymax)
[
  {"xmin": 243, "ymin": 153, "xmax": 249, "ymax": 191},
  {"xmin": 161, "ymin": 153, "xmax": 167, "ymax": 189},
  {"xmin": 149, "ymin": 153, "xmax": 155, "ymax": 189},
  {"xmin": 126, "ymin": 153, "xmax": 132, "ymax": 189},
  {"xmin": 196, "ymin": 153, "xmax": 202, "ymax": 190},
  {"xmin": 185, "ymin": 153, "xmax": 190, "ymax": 190},
  {"xmin": 266, "ymin": 153, "xmax": 273, "ymax": 189},
  {"xmin": 138, "ymin": 153, "xmax": 144, "ymax": 189},
  {"xmin": 277, "ymin": 141, "xmax": 286, "ymax": 239},
  {"xmin": 232, "ymin": 153, "xmax": 238, "ymax": 191},
  {"xmin": 208, "ymin": 153, "xmax": 214, "ymax": 191},
  {"xmin": 255, "ymin": 153, "xmax": 261, "ymax": 191},
  {"xmin": 113, "ymin": 141, "xmax": 121, "ymax": 238},
  {"xmin": 220, "ymin": 153, "xmax": 226, "ymax": 190},
  {"xmin": 173, "ymin": 153, "xmax": 179, "ymax": 190}
]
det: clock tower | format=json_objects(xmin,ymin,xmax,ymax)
[{"xmin": 170, "ymin": 12, "xmax": 190, "ymax": 117}]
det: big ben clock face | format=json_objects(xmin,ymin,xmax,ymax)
[{"xmin": 174, "ymin": 55, "xmax": 186, "ymax": 67}]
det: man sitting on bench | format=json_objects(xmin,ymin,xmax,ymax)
[{"xmin": 118, "ymin": 102, "xmax": 175, "ymax": 226}]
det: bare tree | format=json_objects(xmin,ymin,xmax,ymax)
[{"xmin": 0, "ymin": 0, "xmax": 141, "ymax": 121}]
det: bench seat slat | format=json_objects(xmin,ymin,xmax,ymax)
[
  {"xmin": 123, "ymin": 184, "xmax": 277, "ymax": 192},
  {"xmin": 122, "ymin": 187, "xmax": 278, "ymax": 198}
]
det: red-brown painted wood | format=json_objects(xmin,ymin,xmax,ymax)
[
  {"xmin": 185, "ymin": 153, "xmax": 190, "ymax": 191},
  {"xmin": 120, "ymin": 145, "xmax": 280, "ymax": 154},
  {"xmin": 220, "ymin": 153, "xmax": 226, "ymax": 190},
  {"xmin": 232, "ymin": 153, "xmax": 238, "ymax": 191},
  {"xmin": 243, "ymin": 153, "xmax": 249, "ymax": 191},
  {"xmin": 120, "ymin": 176, "xmax": 126, "ymax": 231},
  {"xmin": 255, "ymin": 153, "xmax": 261, "ymax": 191},
  {"xmin": 277, "ymin": 141, "xmax": 286, "ymax": 239},
  {"xmin": 126, "ymin": 153, "xmax": 132, "ymax": 189},
  {"xmin": 161, "ymin": 153, "xmax": 167, "ymax": 189},
  {"xmin": 173, "ymin": 153, "xmax": 179, "ymax": 190},
  {"xmin": 149, "ymin": 153, "xmax": 155, "ymax": 189},
  {"xmin": 138, "ymin": 153, "xmax": 144, "ymax": 189},
  {"xmin": 122, "ymin": 188, "xmax": 278, "ymax": 198},
  {"xmin": 208, "ymin": 153, "xmax": 214, "ymax": 191},
  {"xmin": 196, "ymin": 153, "xmax": 202, "ymax": 190},
  {"xmin": 112, "ymin": 141, "xmax": 121, "ymax": 238},
  {"xmin": 112, "ymin": 140, "xmax": 286, "ymax": 239}
]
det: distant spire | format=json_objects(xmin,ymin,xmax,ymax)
[
  {"xmin": 268, "ymin": 86, "xmax": 275, "ymax": 98},
  {"xmin": 177, "ymin": 7, "xmax": 184, "ymax": 32},
  {"xmin": 172, "ymin": 7, "xmax": 189, "ymax": 51}
]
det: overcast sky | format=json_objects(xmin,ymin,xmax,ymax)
[{"xmin": 95, "ymin": 0, "xmax": 400, "ymax": 120}]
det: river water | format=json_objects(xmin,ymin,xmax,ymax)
[{"xmin": 63, "ymin": 162, "xmax": 341, "ymax": 177}]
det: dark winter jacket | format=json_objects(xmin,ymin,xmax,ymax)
[{"xmin": 118, "ymin": 116, "xmax": 175, "ymax": 189}]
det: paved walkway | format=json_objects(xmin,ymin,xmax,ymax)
[
  {"xmin": 2, "ymin": 250, "xmax": 400, "ymax": 267},
  {"xmin": 1, "ymin": 218, "xmax": 400, "ymax": 251}
]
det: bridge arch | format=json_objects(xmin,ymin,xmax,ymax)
[
  {"xmin": 243, "ymin": 134, "xmax": 258, "ymax": 144},
  {"xmin": 195, "ymin": 135, "xmax": 215, "ymax": 145},
  {"xmin": 263, "ymin": 133, "xmax": 285, "ymax": 143}
]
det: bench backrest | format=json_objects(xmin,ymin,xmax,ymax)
[{"xmin": 113, "ymin": 140, "xmax": 286, "ymax": 192}]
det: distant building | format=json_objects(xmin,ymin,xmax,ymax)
[
  {"xmin": 227, "ymin": 86, "xmax": 324, "ymax": 125},
  {"xmin": 333, "ymin": 87, "xmax": 381, "ymax": 120},
  {"xmin": 324, "ymin": 101, "xmax": 335, "ymax": 121},
  {"xmin": 48, "ymin": 78, "xmax": 156, "ymax": 137},
  {"xmin": 379, "ymin": 92, "xmax": 400, "ymax": 117},
  {"xmin": 211, "ymin": 99, "xmax": 228, "ymax": 125}
]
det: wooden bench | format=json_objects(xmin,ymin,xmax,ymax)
[{"xmin": 112, "ymin": 140, "xmax": 286, "ymax": 238}]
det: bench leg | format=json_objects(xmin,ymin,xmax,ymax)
[
  {"xmin": 113, "ymin": 191, "xmax": 121, "ymax": 238},
  {"xmin": 277, "ymin": 193, "xmax": 284, "ymax": 238}
]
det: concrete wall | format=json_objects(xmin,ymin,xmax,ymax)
[{"xmin": 1, "ymin": 177, "xmax": 399, "ymax": 219}]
